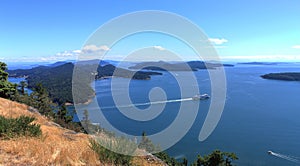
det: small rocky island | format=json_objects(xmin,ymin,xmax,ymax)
[{"xmin": 261, "ymin": 72, "xmax": 300, "ymax": 81}]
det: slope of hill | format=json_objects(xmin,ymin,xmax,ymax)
[
  {"xmin": 0, "ymin": 98, "xmax": 166, "ymax": 166},
  {"xmin": 0, "ymin": 97, "xmax": 100, "ymax": 165}
]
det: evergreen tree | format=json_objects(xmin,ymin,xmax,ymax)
[
  {"xmin": 19, "ymin": 81, "xmax": 28, "ymax": 95},
  {"xmin": 82, "ymin": 109, "xmax": 91, "ymax": 133},
  {"xmin": 191, "ymin": 150, "xmax": 238, "ymax": 166},
  {"xmin": 30, "ymin": 83, "xmax": 54, "ymax": 116},
  {"xmin": 0, "ymin": 62, "xmax": 17, "ymax": 99},
  {"xmin": 182, "ymin": 157, "xmax": 188, "ymax": 166},
  {"xmin": 138, "ymin": 131, "xmax": 156, "ymax": 153},
  {"xmin": 56, "ymin": 105, "xmax": 72, "ymax": 123}
]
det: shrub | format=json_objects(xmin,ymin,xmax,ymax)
[
  {"xmin": 154, "ymin": 151, "xmax": 187, "ymax": 166},
  {"xmin": 191, "ymin": 150, "xmax": 238, "ymax": 166},
  {"xmin": 0, "ymin": 115, "xmax": 41, "ymax": 139},
  {"xmin": 89, "ymin": 137, "xmax": 137, "ymax": 166}
]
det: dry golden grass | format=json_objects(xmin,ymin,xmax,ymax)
[
  {"xmin": 0, "ymin": 98, "xmax": 100, "ymax": 165},
  {"xmin": 0, "ymin": 98, "xmax": 166, "ymax": 166}
]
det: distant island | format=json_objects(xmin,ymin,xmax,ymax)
[
  {"xmin": 129, "ymin": 61, "xmax": 234, "ymax": 71},
  {"xmin": 261, "ymin": 72, "xmax": 300, "ymax": 81},
  {"xmin": 238, "ymin": 62, "xmax": 279, "ymax": 65},
  {"xmin": 7, "ymin": 61, "xmax": 162, "ymax": 104},
  {"xmin": 96, "ymin": 64, "xmax": 161, "ymax": 80}
]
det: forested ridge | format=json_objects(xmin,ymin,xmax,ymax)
[{"xmin": 8, "ymin": 62, "xmax": 161, "ymax": 104}]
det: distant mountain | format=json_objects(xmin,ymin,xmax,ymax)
[
  {"xmin": 7, "ymin": 62, "xmax": 161, "ymax": 104},
  {"xmin": 48, "ymin": 61, "xmax": 70, "ymax": 67},
  {"xmin": 6, "ymin": 62, "xmax": 51, "ymax": 70},
  {"xmin": 74, "ymin": 59, "xmax": 118, "ymax": 66},
  {"xmin": 129, "ymin": 61, "xmax": 234, "ymax": 71},
  {"xmin": 238, "ymin": 62, "xmax": 279, "ymax": 65},
  {"xmin": 261, "ymin": 72, "xmax": 300, "ymax": 81}
]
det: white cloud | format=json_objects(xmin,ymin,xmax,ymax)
[
  {"xmin": 208, "ymin": 38, "xmax": 228, "ymax": 45},
  {"xmin": 292, "ymin": 45, "xmax": 300, "ymax": 49},
  {"xmin": 153, "ymin": 45, "xmax": 165, "ymax": 51},
  {"xmin": 55, "ymin": 50, "xmax": 81, "ymax": 57},
  {"xmin": 82, "ymin": 45, "xmax": 110, "ymax": 53},
  {"xmin": 221, "ymin": 55, "xmax": 300, "ymax": 62},
  {"xmin": 31, "ymin": 45, "xmax": 110, "ymax": 62},
  {"xmin": 72, "ymin": 49, "xmax": 82, "ymax": 54}
]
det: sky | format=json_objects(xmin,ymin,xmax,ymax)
[{"xmin": 1, "ymin": 0, "xmax": 300, "ymax": 62}]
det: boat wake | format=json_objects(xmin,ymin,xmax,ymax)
[
  {"xmin": 269, "ymin": 151, "xmax": 300, "ymax": 164},
  {"xmin": 101, "ymin": 97, "xmax": 194, "ymax": 109},
  {"xmin": 174, "ymin": 154, "xmax": 185, "ymax": 160}
]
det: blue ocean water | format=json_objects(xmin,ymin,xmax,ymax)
[
  {"xmin": 11, "ymin": 64, "xmax": 300, "ymax": 165},
  {"xmin": 77, "ymin": 64, "xmax": 300, "ymax": 165},
  {"xmin": 8, "ymin": 77, "xmax": 33, "ymax": 94}
]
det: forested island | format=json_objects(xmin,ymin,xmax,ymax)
[
  {"xmin": 261, "ymin": 72, "xmax": 300, "ymax": 81},
  {"xmin": 238, "ymin": 62, "xmax": 279, "ymax": 65},
  {"xmin": 7, "ymin": 62, "xmax": 161, "ymax": 104},
  {"xmin": 129, "ymin": 61, "xmax": 234, "ymax": 71}
]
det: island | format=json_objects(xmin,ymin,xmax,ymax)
[
  {"xmin": 261, "ymin": 72, "xmax": 300, "ymax": 81},
  {"xmin": 238, "ymin": 62, "xmax": 279, "ymax": 65},
  {"xmin": 129, "ymin": 61, "xmax": 234, "ymax": 71}
]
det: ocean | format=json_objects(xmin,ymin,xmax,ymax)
[
  {"xmin": 10, "ymin": 64, "xmax": 300, "ymax": 165},
  {"xmin": 76, "ymin": 64, "xmax": 300, "ymax": 165}
]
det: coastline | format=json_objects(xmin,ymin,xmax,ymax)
[{"xmin": 65, "ymin": 92, "xmax": 96, "ymax": 106}]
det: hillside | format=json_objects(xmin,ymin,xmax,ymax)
[
  {"xmin": 0, "ymin": 98, "xmax": 166, "ymax": 166},
  {"xmin": 0, "ymin": 97, "xmax": 100, "ymax": 165}
]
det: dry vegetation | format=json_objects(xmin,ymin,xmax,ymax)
[
  {"xmin": 0, "ymin": 97, "xmax": 100, "ymax": 165},
  {"xmin": 0, "ymin": 98, "xmax": 166, "ymax": 166}
]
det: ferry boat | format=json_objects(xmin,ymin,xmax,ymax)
[{"xmin": 192, "ymin": 94, "xmax": 210, "ymax": 100}]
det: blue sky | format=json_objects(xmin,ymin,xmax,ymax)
[{"xmin": 0, "ymin": 0, "xmax": 300, "ymax": 62}]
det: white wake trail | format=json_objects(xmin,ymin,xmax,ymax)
[
  {"xmin": 101, "ymin": 98, "xmax": 194, "ymax": 109},
  {"xmin": 270, "ymin": 151, "xmax": 300, "ymax": 164}
]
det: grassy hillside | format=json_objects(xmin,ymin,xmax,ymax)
[
  {"xmin": 0, "ymin": 97, "xmax": 100, "ymax": 165},
  {"xmin": 0, "ymin": 98, "xmax": 166, "ymax": 166}
]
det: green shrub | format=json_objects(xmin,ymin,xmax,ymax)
[
  {"xmin": 0, "ymin": 115, "xmax": 42, "ymax": 139},
  {"xmin": 89, "ymin": 137, "xmax": 137, "ymax": 166},
  {"xmin": 154, "ymin": 151, "xmax": 187, "ymax": 166},
  {"xmin": 191, "ymin": 150, "xmax": 238, "ymax": 166}
]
